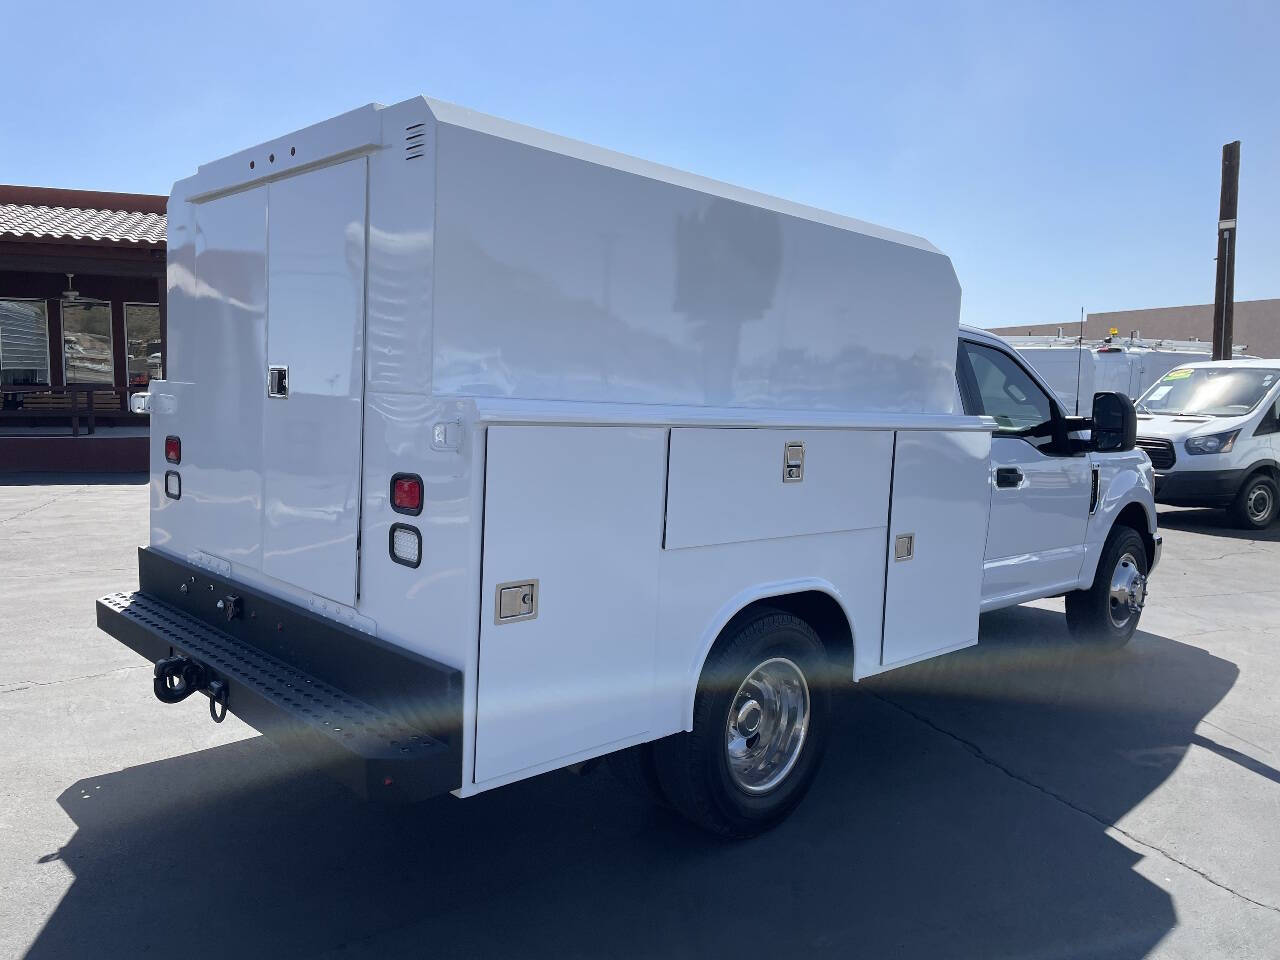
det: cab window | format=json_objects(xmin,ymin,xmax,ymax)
[
  {"xmin": 959, "ymin": 340, "xmax": 1054, "ymax": 435},
  {"xmin": 1255, "ymin": 396, "xmax": 1280, "ymax": 436}
]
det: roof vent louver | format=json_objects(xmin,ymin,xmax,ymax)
[{"xmin": 405, "ymin": 123, "xmax": 426, "ymax": 160}]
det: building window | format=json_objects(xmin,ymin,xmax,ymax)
[
  {"xmin": 62, "ymin": 300, "xmax": 114, "ymax": 384},
  {"xmin": 0, "ymin": 298, "xmax": 51, "ymax": 386},
  {"xmin": 124, "ymin": 302, "xmax": 162, "ymax": 386}
]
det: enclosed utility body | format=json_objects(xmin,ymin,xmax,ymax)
[{"xmin": 99, "ymin": 97, "xmax": 1157, "ymax": 834}]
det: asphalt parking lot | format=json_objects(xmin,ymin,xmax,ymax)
[{"xmin": 2, "ymin": 477, "xmax": 1278, "ymax": 959}]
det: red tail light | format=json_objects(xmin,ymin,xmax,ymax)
[
  {"xmin": 391, "ymin": 474, "xmax": 423, "ymax": 515},
  {"xmin": 165, "ymin": 436, "xmax": 181, "ymax": 464}
]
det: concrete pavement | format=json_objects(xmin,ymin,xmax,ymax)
[{"xmin": 2, "ymin": 477, "xmax": 1277, "ymax": 959}]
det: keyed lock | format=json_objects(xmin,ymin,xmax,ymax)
[{"xmin": 783, "ymin": 440, "xmax": 805, "ymax": 483}]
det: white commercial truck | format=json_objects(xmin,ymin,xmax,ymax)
[
  {"xmin": 98, "ymin": 97, "xmax": 1160, "ymax": 837},
  {"xmin": 1135, "ymin": 359, "xmax": 1280, "ymax": 530},
  {"xmin": 1007, "ymin": 333, "xmax": 1250, "ymax": 416}
]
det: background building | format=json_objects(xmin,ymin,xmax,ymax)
[
  {"xmin": 990, "ymin": 298, "xmax": 1280, "ymax": 357},
  {"xmin": 0, "ymin": 185, "xmax": 166, "ymax": 472}
]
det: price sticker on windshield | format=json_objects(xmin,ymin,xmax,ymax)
[{"xmin": 1162, "ymin": 369, "xmax": 1193, "ymax": 381}]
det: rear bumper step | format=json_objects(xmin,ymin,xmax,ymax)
[{"xmin": 96, "ymin": 548, "xmax": 462, "ymax": 802}]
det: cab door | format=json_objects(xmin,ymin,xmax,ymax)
[
  {"xmin": 958, "ymin": 339, "xmax": 1092, "ymax": 607},
  {"xmin": 1252, "ymin": 392, "xmax": 1280, "ymax": 461}
]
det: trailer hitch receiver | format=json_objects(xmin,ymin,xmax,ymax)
[
  {"xmin": 154, "ymin": 655, "xmax": 208, "ymax": 704},
  {"xmin": 153, "ymin": 655, "xmax": 229, "ymax": 722}
]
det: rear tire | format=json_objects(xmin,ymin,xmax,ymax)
[
  {"xmin": 1228, "ymin": 473, "xmax": 1278, "ymax": 530},
  {"xmin": 653, "ymin": 608, "xmax": 830, "ymax": 839},
  {"xmin": 607, "ymin": 742, "xmax": 669, "ymax": 807},
  {"xmin": 1065, "ymin": 525, "xmax": 1148, "ymax": 648}
]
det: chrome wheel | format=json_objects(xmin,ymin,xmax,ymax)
[
  {"xmin": 725, "ymin": 657, "xmax": 810, "ymax": 795},
  {"xmin": 1247, "ymin": 483, "xmax": 1273, "ymax": 524},
  {"xmin": 1108, "ymin": 551, "xmax": 1146, "ymax": 629}
]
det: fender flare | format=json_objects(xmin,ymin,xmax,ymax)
[
  {"xmin": 1235, "ymin": 459, "xmax": 1280, "ymax": 485},
  {"xmin": 1083, "ymin": 452, "xmax": 1158, "ymax": 587},
  {"xmin": 681, "ymin": 577, "xmax": 855, "ymax": 729}
]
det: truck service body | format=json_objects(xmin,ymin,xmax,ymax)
[{"xmin": 98, "ymin": 97, "xmax": 1160, "ymax": 835}]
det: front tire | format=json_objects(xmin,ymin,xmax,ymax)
[
  {"xmin": 1065, "ymin": 526, "xmax": 1148, "ymax": 648},
  {"xmin": 1228, "ymin": 473, "xmax": 1278, "ymax": 530},
  {"xmin": 653, "ymin": 608, "xmax": 830, "ymax": 839}
]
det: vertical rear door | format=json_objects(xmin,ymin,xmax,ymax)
[{"xmin": 261, "ymin": 158, "xmax": 368, "ymax": 605}]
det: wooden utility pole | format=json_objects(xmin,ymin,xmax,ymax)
[{"xmin": 1211, "ymin": 140, "xmax": 1240, "ymax": 360}]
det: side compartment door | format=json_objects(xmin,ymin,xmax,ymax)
[
  {"xmin": 260, "ymin": 158, "xmax": 368, "ymax": 606},
  {"xmin": 881, "ymin": 429, "xmax": 991, "ymax": 667},
  {"xmin": 959, "ymin": 340, "xmax": 1092, "ymax": 605},
  {"xmin": 474, "ymin": 426, "xmax": 667, "ymax": 785}
]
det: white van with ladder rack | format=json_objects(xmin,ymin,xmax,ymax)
[
  {"xmin": 1135, "ymin": 359, "xmax": 1280, "ymax": 529},
  {"xmin": 99, "ymin": 97, "xmax": 1160, "ymax": 836}
]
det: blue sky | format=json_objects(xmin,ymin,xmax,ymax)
[{"xmin": 3, "ymin": 1, "xmax": 1275, "ymax": 329}]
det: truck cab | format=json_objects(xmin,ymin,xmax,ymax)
[
  {"xmin": 960, "ymin": 325, "xmax": 1160, "ymax": 640},
  {"xmin": 1135, "ymin": 359, "xmax": 1280, "ymax": 529}
]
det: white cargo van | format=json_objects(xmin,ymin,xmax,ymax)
[
  {"xmin": 99, "ymin": 97, "xmax": 1160, "ymax": 836},
  {"xmin": 1136, "ymin": 360, "xmax": 1280, "ymax": 529},
  {"xmin": 1008, "ymin": 334, "xmax": 1243, "ymax": 416}
]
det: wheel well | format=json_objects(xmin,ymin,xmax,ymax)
[
  {"xmin": 1115, "ymin": 501, "xmax": 1155, "ymax": 568},
  {"xmin": 1242, "ymin": 463, "xmax": 1280, "ymax": 487},
  {"xmin": 719, "ymin": 591, "xmax": 854, "ymax": 673}
]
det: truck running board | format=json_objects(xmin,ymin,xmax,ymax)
[{"xmin": 96, "ymin": 549, "xmax": 463, "ymax": 802}]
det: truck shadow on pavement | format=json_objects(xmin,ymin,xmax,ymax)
[
  {"xmin": 28, "ymin": 607, "xmax": 1245, "ymax": 960},
  {"xmin": 3, "ymin": 472, "xmax": 148, "ymax": 487},
  {"xmin": 1157, "ymin": 507, "xmax": 1280, "ymax": 542}
]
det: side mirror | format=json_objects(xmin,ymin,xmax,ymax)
[{"xmin": 1092, "ymin": 391, "xmax": 1137, "ymax": 452}]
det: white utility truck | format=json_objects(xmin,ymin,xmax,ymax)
[
  {"xmin": 1135, "ymin": 360, "xmax": 1280, "ymax": 529},
  {"xmin": 98, "ymin": 97, "xmax": 1160, "ymax": 837}
]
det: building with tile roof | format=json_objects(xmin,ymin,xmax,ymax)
[{"xmin": 1, "ymin": 185, "xmax": 168, "ymax": 473}]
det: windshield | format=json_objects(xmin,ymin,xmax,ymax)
[{"xmin": 1137, "ymin": 367, "xmax": 1280, "ymax": 417}]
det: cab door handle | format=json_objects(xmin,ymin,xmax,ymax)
[{"xmin": 995, "ymin": 466, "xmax": 1024, "ymax": 489}]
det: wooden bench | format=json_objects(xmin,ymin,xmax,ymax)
[{"xmin": 0, "ymin": 386, "xmax": 142, "ymax": 436}]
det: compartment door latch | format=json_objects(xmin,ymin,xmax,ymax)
[
  {"xmin": 495, "ymin": 580, "xmax": 538, "ymax": 624},
  {"xmin": 783, "ymin": 441, "xmax": 805, "ymax": 483},
  {"xmin": 267, "ymin": 365, "xmax": 289, "ymax": 398}
]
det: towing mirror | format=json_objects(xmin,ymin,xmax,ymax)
[{"xmin": 1092, "ymin": 391, "xmax": 1137, "ymax": 452}]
